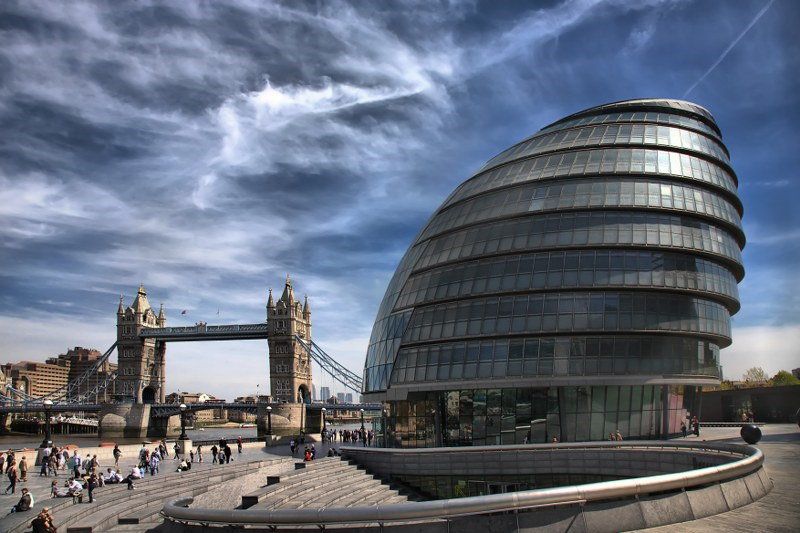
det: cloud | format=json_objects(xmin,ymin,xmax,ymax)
[
  {"xmin": 0, "ymin": 0, "xmax": 798, "ymax": 400},
  {"xmin": 724, "ymin": 324, "xmax": 800, "ymax": 380}
]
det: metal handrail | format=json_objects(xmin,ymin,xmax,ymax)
[{"xmin": 162, "ymin": 441, "xmax": 763, "ymax": 526}]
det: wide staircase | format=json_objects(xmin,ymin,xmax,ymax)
[
  {"xmin": 241, "ymin": 456, "xmax": 409, "ymax": 510},
  {"xmin": 4, "ymin": 456, "xmax": 294, "ymax": 533}
]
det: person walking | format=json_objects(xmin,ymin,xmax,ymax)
[
  {"xmin": 223, "ymin": 444, "xmax": 232, "ymax": 464},
  {"xmin": 5, "ymin": 464, "xmax": 18, "ymax": 494},
  {"xmin": 680, "ymin": 420, "xmax": 688, "ymax": 437},
  {"xmin": 210, "ymin": 445, "xmax": 218, "ymax": 464},
  {"xmin": 18, "ymin": 456, "xmax": 28, "ymax": 482},
  {"xmin": 72, "ymin": 451, "xmax": 82, "ymax": 478},
  {"xmin": 113, "ymin": 445, "xmax": 122, "ymax": 468},
  {"xmin": 39, "ymin": 450, "xmax": 48, "ymax": 477},
  {"xmin": 87, "ymin": 473, "xmax": 98, "ymax": 503},
  {"xmin": 289, "ymin": 439, "xmax": 296, "ymax": 456},
  {"xmin": 149, "ymin": 453, "xmax": 160, "ymax": 476},
  {"xmin": 173, "ymin": 443, "xmax": 180, "ymax": 460},
  {"xmin": 237, "ymin": 436, "xmax": 243, "ymax": 454}
]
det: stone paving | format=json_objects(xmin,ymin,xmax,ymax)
[
  {"xmin": 0, "ymin": 434, "xmax": 357, "ymax": 529},
  {"xmin": 0, "ymin": 426, "xmax": 795, "ymax": 531},
  {"xmin": 633, "ymin": 423, "xmax": 800, "ymax": 533}
]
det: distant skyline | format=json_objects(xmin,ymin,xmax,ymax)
[{"xmin": 1, "ymin": 0, "xmax": 798, "ymax": 400}]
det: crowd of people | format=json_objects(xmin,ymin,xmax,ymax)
[
  {"xmin": 320, "ymin": 427, "xmax": 375, "ymax": 446},
  {"xmin": 1, "ymin": 436, "xmax": 250, "ymax": 530}
]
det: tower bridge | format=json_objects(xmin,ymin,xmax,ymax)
[{"xmin": 0, "ymin": 277, "xmax": 371, "ymax": 439}]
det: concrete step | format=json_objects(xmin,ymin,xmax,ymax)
[
  {"xmin": 241, "ymin": 459, "xmax": 354, "ymax": 507},
  {"xmin": 278, "ymin": 475, "xmax": 389, "ymax": 509},
  {"xmin": 61, "ymin": 458, "xmax": 289, "ymax": 532},
  {"xmin": 254, "ymin": 465, "xmax": 367, "ymax": 509},
  {"xmin": 325, "ymin": 485, "xmax": 388, "ymax": 507}
]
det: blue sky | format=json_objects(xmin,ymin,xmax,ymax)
[{"xmin": 1, "ymin": 0, "xmax": 797, "ymax": 400}]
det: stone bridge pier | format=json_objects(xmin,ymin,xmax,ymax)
[{"xmin": 98, "ymin": 403, "xmax": 180, "ymax": 439}]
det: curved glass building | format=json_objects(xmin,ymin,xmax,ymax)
[{"xmin": 364, "ymin": 99, "xmax": 744, "ymax": 446}]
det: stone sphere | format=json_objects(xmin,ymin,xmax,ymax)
[{"xmin": 740, "ymin": 424, "xmax": 762, "ymax": 444}]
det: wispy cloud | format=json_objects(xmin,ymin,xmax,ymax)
[{"xmin": 0, "ymin": 0, "xmax": 797, "ymax": 399}]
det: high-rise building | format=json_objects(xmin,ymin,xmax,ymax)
[
  {"xmin": 345, "ymin": 393, "xmax": 354, "ymax": 403},
  {"xmin": 267, "ymin": 276, "xmax": 313, "ymax": 404},
  {"xmin": 363, "ymin": 99, "xmax": 744, "ymax": 446},
  {"xmin": 336, "ymin": 392, "xmax": 346, "ymax": 402},
  {"xmin": 320, "ymin": 387, "xmax": 331, "ymax": 401}
]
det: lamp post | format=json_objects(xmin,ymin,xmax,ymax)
[
  {"xmin": 360, "ymin": 408, "xmax": 365, "ymax": 432},
  {"xmin": 40, "ymin": 399, "xmax": 53, "ymax": 448},
  {"xmin": 266, "ymin": 405, "xmax": 273, "ymax": 435},
  {"xmin": 179, "ymin": 403, "xmax": 188, "ymax": 440},
  {"xmin": 321, "ymin": 407, "xmax": 327, "ymax": 435}
]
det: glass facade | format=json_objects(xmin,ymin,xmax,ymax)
[{"xmin": 363, "ymin": 99, "xmax": 744, "ymax": 445}]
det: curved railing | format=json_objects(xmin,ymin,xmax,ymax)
[{"xmin": 162, "ymin": 441, "xmax": 764, "ymax": 527}]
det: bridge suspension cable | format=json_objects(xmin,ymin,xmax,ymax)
[
  {"xmin": 295, "ymin": 336, "xmax": 363, "ymax": 394},
  {"xmin": 1, "ymin": 341, "xmax": 119, "ymax": 407}
]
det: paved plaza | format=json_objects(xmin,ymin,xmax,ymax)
[{"xmin": 0, "ymin": 426, "xmax": 797, "ymax": 531}]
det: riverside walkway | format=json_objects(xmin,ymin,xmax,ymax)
[
  {"xmin": 634, "ymin": 423, "xmax": 799, "ymax": 533},
  {"xmin": 0, "ymin": 426, "xmax": 796, "ymax": 532}
]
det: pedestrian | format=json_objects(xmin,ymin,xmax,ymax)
[
  {"xmin": 113, "ymin": 445, "xmax": 122, "ymax": 468},
  {"xmin": 87, "ymin": 473, "xmax": 98, "ymax": 503},
  {"xmin": 224, "ymin": 444, "xmax": 232, "ymax": 464},
  {"xmin": 0, "ymin": 451, "xmax": 5, "ymax": 475},
  {"xmin": 237, "ymin": 436, "xmax": 243, "ymax": 454},
  {"xmin": 615, "ymin": 429, "xmax": 623, "ymax": 441},
  {"xmin": 5, "ymin": 464, "xmax": 18, "ymax": 494},
  {"xmin": 210, "ymin": 445, "xmax": 218, "ymax": 464},
  {"xmin": 90, "ymin": 454, "xmax": 99, "ymax": 475},
  {"xmin": 196, "ymin": 445, "xmax": 203, "ymax": 463},
  {"xmin": 681, "ymin": 420, "xmax": 688, "ymax": 438},
  {"xmin": 18, "ymin": 456, "xmax": 28, "ymax": 482},
  {"xmin": 72, "ymin": 451, "xmax": 82, "ymax": 478},
  {"xmin": 609, "ymin": 432, "xmax": 616, "ymax": 441},
  {"xmin": 8, "ymin": 487, "xmax": 33, "ymax": 514},
  {"xmin": 289, "ymin": 439, "xmax": 296, "ymax": 456},
  {"xmin": 149, "ymin": 453, "xmax": 160, "ymax": 476},
  {"xmin": 173, "ymin": 443, "xmax": 180, "ymax": 460},
  {"xmin": 7, "ymin": 450, "xmax": 15, "ymax": 473},
  {"xmin": 189, "ymin": 450, "xmax": 194, "ymax": 463},
  {"xmin": 39, "ymin": 449, "xmax": 48, "ymax": 477}
]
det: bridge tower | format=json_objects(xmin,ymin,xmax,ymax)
[
  {"xmin": 116, "ymin": 285, "xmax": 166, "ymax": 404},
  {"xmin": 267, "ymin": 276, "xmax": 313, "ymax": 404}
]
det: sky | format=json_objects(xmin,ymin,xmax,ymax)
[{"xmin": 0, "ymin": 0, "xmax": 798, "ymax": 400}]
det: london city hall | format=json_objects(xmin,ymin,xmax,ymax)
[{"xmin": 363, "ymin": 99, "xmax": 744, "ymax": 447}]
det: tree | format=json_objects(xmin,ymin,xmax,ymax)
[
  {"xmin": 742, "ymin": 367, "xmax": 768, "ymax": 383},
  {"xmin": 770, "ymin": 370, "xmax": 800, "ymax": 386}
]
